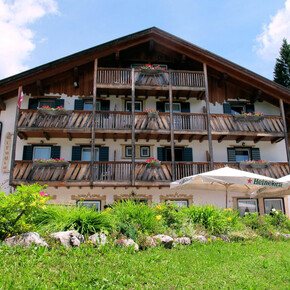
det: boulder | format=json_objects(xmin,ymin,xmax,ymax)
[
  {"xmin": 88, "ymin": 233, "xmax": 107, "ymax": 246},
  {"xmin": 4, "ymin": 232, "xmax": 48, "ymax": 247},
  {"xmin": 139, "ymin": 236, "xmax": 156, "ymax": 249},
  {"xmin": 49, "ymin": 230, "xmax": 84, "ymax": 248},
  {"xmin": 281, "ymin": 234, "xmax": 290, "ymax": 239},
  {"xmin": 191, "ymin": 235, "xmax": 207, "ymax": 243},
  {"xmin": 115, "ymin": 238, "xmax": 139, "ymax": 250},
  {"xmin": 174, "ymin": 237, "xmax": 191, "ymax": 245},
  {"xmin": 153, "ymin": 235, "xmax": 174, "ymax": 248},
  {"xmin": 219, "ymin": 234, "xmax": 230, "ymax": 242}
]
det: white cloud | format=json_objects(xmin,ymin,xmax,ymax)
[
  {"xmin": 0, "ymin": 0, "xmax": 58, "ymax": 79},
  {"xmin": 255, "ymin": 0, "xmax": 290, "ymax": 61}
]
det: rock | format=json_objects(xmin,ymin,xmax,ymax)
[
  {"xmin": 4, "ymin": 232, "xmax": 48, "ymax": 247},
  {"xmin": 141, "ymin": 236, "xmax": 157, "ymax": 248},
  {"xmin": 210, "ymin": 236, "xmax": 217, "ymax": 241},
  {"xmin": 191, "ymin": 235, "xmax": 208, "ymax": 243},
  {"xmin": 174, "ymin": 237, "xmax": 191, "ymax": 245},
  {"xmin": 88, "ymin": 233, "xmax": 107, "ymax": 246},
  {"xmin": 49, "ymin": 230, "xmax": 84, "ymax": 248},
  {"xmin": 115, "ymin": 239, "xmax": 139, "ymax": 250},
  {"xmin": 281, "ymin": 234, "xmax": 290, "ymax": 239},
  {"xmin": 219, "ymin": 234, "xmax": 230, "ymax": 243},
  {"xmin": 153, "ymin": 235, "xmax": 174, "ymax": 248}
]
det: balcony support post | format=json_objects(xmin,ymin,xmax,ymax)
[
  {"xmin": 131, "ymin": 68, "xmax": 136, "ymax": 186},
  {"xmin": 90, "ymin": 58, "xmax": 98, "ymax": 186},
  {"xmin": 279, "ymin": 99, "xmax": 290, "ymax": 169},
  {"xmin": 203, "ymin": 63, "xmax": 214, "ymax": 170},
  {"xmin": 9, "ymin": 86, "xmax": 22, "ymax": 186},
  {"xmin": 169, "ymin": 71, "xmax": 176, "ymax": 180}
]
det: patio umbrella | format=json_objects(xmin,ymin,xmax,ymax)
[{"xmin": 170, "ymin": 167, "xmax": 287, "ymax": 208}]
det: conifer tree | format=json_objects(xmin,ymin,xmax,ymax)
[{"xmin": 274, "ymin": 38, "xmax": 290, "ymax": 88}]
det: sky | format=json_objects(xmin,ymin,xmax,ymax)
[{"xmin": 0, "ymin": 0, "xmax": 290, "ymax": 81}]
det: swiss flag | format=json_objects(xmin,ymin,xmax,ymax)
[{"xmin": 17, "ymin": 89, "xmax": 24, "ymax": 109}]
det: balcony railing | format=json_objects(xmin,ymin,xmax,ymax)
[
  {"xmin": 18, "ymin": 110, "xmax": 283, "ymax": 138},
  {"xmin": 12, "ymin": 161, "xmax": 289, "ymax": 186},
  {"xmin": 96, "ymin": 68, "xmax": 205, "ymax": 88}
]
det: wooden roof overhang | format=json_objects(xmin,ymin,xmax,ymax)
[{"xmin": 0, "ymin": 27, "xmax": 289, "ymax": 105}]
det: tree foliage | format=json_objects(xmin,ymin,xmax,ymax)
[{"xmin": 274, "ymin": 38, "xmax": 290, "ymax": 88}]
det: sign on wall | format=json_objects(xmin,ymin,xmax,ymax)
[{"xmin": 2, "ymin": 132, "xmax": 12, "ymax": 173}]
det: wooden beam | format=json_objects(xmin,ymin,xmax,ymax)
[
  {"xmin": 169, "ymin": 71, "xmax": 175, "ymax": 181},
  {"xmin": 197, "ymin": 91, "xmax": 204, "ymax": 100},
  {"xmin": 18, "ymin": 132, "xmax": 27, "ymax": 140},
  {"xmin": 0, "ymin": 99, "xmax": 6, "ymax": 111},
  {"xmin": 236, "ymin": 136, "xmax": 245, "ymax": 143},
  {"xmin": 102, "ymin": 133, "xmax": 106, "ymax": 141},
  {"xmin": 36, "ymin": 80, "xmax": 44, "ymax": 96},
  {"xmin": 218, "ymin": 135, "xmax": 226, "ymax": 143},
  {"xmin": 43, "ymin": 132, "xmax": 50, "ymax": 140},
  {"xmin": 271, "ymin": 137, "xmax": 283, "ymax": 144},
  {"xmin": 125, "ymin": 133, "xmax": 128, "ymax": 142},
  {"xmin": 203, "ymin": 63, "xmax": 214, "ymax": 170},
  {"xmin": 157, "ymin": 134, "xmax": 162, "ymax": 142},
  {"xmin": 114, "ymin": 133, "xmax": 117, "ymax": 142},
  {"xmin": 167, "ymin": 135, "xmax": 171, "ymax": 142},
  {"xmin": 146, "ymin": 135, "xmax": 150, "ymax": 142},
  {"xmin": 279, "ymin": 99, "xmax": 290, "ymax": 168},
  {"xmin": 178, "ymin": 134, "xmax": 184, "ymax": 142},
  {"xmin": 254, "ymin": 136, "xmax": 264, "ymax": 143},
  {"xmin": 199, "ymin": 135, "xmax": 206, "ymax": 143},
  {"xmin": 135, "ymin": 134, "xmax": 139, "ymax": 142},
  {"xmin": 189, "ymin": 135, "xmax": 195, "ymax": 142},
  {"xmin": 131, "ymin": 68, "xmax": 136, "ymax": 187},
  {"xmin": 67, "ymin": 133, "xmax": 72, "ymax": 141}
]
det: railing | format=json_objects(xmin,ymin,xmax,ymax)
[
  {"xmin": 96, "ymin": 68, "xmax": 205, "ymax": 88},
  {"xmin": 12, "ymin": 161, "xmax": 289, "ymax": 185}
]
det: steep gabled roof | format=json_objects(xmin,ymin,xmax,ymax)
[{"xmin": 0, "ymin": 27, "xmax": 289, "ymax": 102}]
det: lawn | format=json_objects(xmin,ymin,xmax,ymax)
[{"xmin": 0, "ymin": 239, "xmax": 289, "ymax": 289}]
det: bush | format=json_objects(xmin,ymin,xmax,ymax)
[
  {"xmin": 184, "ymin": 205, "xmax": 239, "ymax": 235},
  {"xmin": 0, "ymin": 184, "xmax": 50, "ymax": 240},
  {"xmin": 34, "ymin": 204, "xmax": 114, "ymax": 236}
]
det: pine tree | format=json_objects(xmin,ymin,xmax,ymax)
[{"xmin": 274, "ymin": 39, "xmax": 290, "ymax": 88}]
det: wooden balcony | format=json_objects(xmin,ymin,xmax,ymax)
[
  {"xmin": 12, "ymin": 161, "xmax": 289, "ymax": 187},
  {"xmin": 96, "ymin": 68, "xmax": 205, "ymax": 91},
  {"xmin": 17, "ymin": 110, "xmax": 284, "ymax": 142}
]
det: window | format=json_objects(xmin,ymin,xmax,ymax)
[
  {"xmin": 235, "ymin": 148, "xmax": 250, "ymax": 162},
  {"xmin": 165, "ymin": 103, "xmax": 181, "ymax": 113},
  {"xmin": 230, "ymin": 104, "xmax": 246, "ymax": 114},
  {"xmin": 77, "ymin": 200, "xmax": 101, "ymax": 211},
  {"xmin": 140, "ymin": 146, "xmax": 150, "ymax": 157},
  {"xmin": 125, "ymin": 101, "xmax": 143, "ymax": 112},
  {"xmin": 81, "ymin": 147, "xmax": 99, "ymax": 161},
  {"xmin": 83, "ymin": 100, "xmax": 101, "ymax": 111},
  {"xmin": 165, "ymin": 200, "xmax": 188, "ymax": 208},
  {"xmin": 264, "ymin": 198, "xmax": 285, "ymax": 214},
  {"xmin": 33, "ymin": 146, "xmax": 51, "ymax": 160},
  {"xmin": 125, "ymin": 146, "xmax": 132, "ymax": 157},
  {"xmin": 38, "ymin": 99, "xmax": 56, "ymax": 108},
  {"xmin": 237, "ymin": 199, "xmax": 259, "ymax": 217}
]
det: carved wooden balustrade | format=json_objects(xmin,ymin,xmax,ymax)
[{"xmin": 12, "ymin": 161, "xmax": 289, "ymax": 186}]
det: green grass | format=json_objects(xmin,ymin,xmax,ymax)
[{"xmin": 0, "ymin": 239, "xmax": 289, "ymax": 289}]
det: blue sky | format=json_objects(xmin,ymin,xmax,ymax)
[{"xmin": 1, "ymin": 0, "xmax": 290, "ymax": 80}]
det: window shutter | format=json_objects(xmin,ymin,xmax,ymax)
[
  {"xmin": 99, "ymin": 146, "xmax": 109, "ymax": 161},
  {"xmin": 246, "ymin": 104, "xmax": 255, "ymax": 113},
  {"xmin": 74, "ymin": 100, "xmax": 84, "ymax": 110},
  {"xmin": 23, "ymin": 145, "xmax": 33, "ymax": 160},
  {"xmin": 223, "ymin": 103, "xmax": 232, "ymax": 114},
  {"xmin": 28, "ymin": 99, "xmax": 38, "ymax": 109},
  {"xmin": 227, "ymin": 148, "xmax": 236, "ymax": 162},
  {"xmin": 251, "ymin": 148, "xmax": 261, "ymax": 161},
  {"xmin": 181, "ymin": 102, "xmax": 190, "ymax": 113},
  {"xmin": 72, "ymin": 146, "xmax": 82, "ymax": 161},
  {"xmin": 157, "ymin": 147, "xmax": 164, "ymax": 161},
  {"xmin": 183, "ymin": 147, "xmax": 193, "ymax": 161},
  {"xmin": 55, "ymin": 99, "xmax": 64, "ymax": 108},
  {"xmin": 101, "ymin": 100, "xmax": 110, "ymax": 111},
  {"xmin": 156, "ymin": 102, "xmax": 165, "ymax": 112},
  {"xmin": 51, "ymin": 146, "xmax": 61, "ymax": 159}
]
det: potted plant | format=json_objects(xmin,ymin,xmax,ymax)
[
  {"xmin": 139, "ymin": 64, "xmax": 166, "ymax": 75},
  {"xmin": 233, "ymin": 111, "xmax": 265, "ymax": 122},
  {"xmin": 240, "ymin": 160, "xmax": 270, "ymax": 169},
  {"xmin": 145, "ymin": 108, "xmax": 159, "ymax": 119},
  {"xmin": 33, "ymin": 158, "xmax": 69, "ymax": 168},
  {"xmin": 38, "ymin": 105, "xmax": 72, "ymax": 116},
  {"xmin": 145, "ymin": 158, "xmax": 161, "ymax": 168}
]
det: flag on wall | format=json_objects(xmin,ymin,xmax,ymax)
[{"xmin": 17, "ymin": 89, "xmax": 24, "ymax": 108}]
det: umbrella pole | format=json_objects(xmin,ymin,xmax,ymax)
[{"xmin": 225, "ymin": 184, "xmax": 229, "ymax": 209}]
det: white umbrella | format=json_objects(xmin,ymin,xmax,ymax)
[{"xmin": 170, "ymin": 167, "xmax": 287, "ymax": 208}]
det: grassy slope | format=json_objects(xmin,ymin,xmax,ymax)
[{"xmin": 0, "ymin": 240, "xmax": 290, "ymax": 289}]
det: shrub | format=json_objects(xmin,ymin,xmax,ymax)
[
  {"xmin": 33, "ymin": 204, "xmax": 114, "ymax": 236},
  {"xmin": 0, "ymin": 184, "xmax": 50, "ymax": 240},
  {"xmin": 184, "ymin": 205, "xmax": 239, "ymax": 235}
]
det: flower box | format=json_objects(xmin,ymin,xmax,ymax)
[
  {"xmin": 233, "ymin": 114, "xmax": 264, "ymax": 122},
  {"xmin": 33, "ymin": 161, "xmax": 69, "ymax": 168},
  {"xmin": 140, "ymin": 68, "xmax": 165, "ymax": 75},
  {"xmin": 38, "ymin": 109, "xmax": 73, "ymax": 117},
  {"xmin": 146, "ymin": 163, "xmax": 162, "ymax": 169},
  {"xmin": 147, "ymin": 112, "xmax": 158, "ymax": 119}
]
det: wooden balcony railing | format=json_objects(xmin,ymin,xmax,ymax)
[
  {"xmin": 12, "ymin": 161, "xmax": 289, "ymax": 186},
  {"xmin": 18, "ymin": 110, "xmax": 283, "ymax": 137},
  {"xmin": 96, "ymin": 68, "xmax": 205, "ymax": 88}
]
